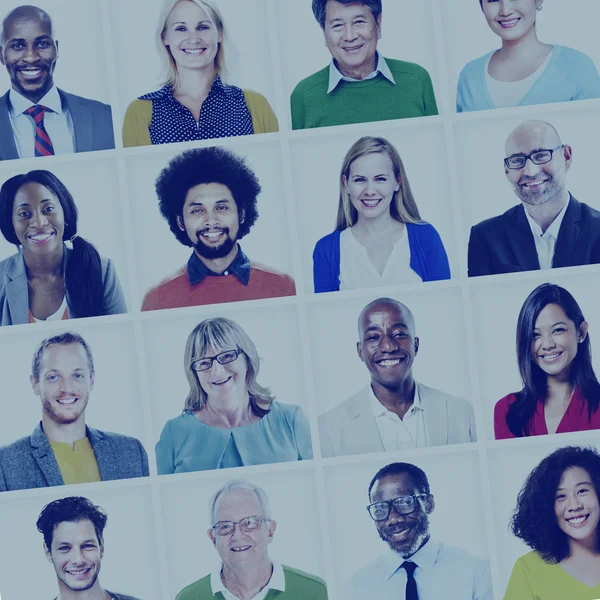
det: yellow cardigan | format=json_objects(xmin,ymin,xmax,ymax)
[{"xmin": 122, "ymin": 89, "xmax": 279, "ymax": 147}]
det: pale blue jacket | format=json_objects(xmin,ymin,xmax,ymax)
[{"xmin": 457, "ymin": 45, "xmax": 600, "ymax": 112}]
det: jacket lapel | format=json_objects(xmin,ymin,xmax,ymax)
[
  {"xmin": 88, "ymin": 426, "xmax": 116, "ymax": 481},
  {"xmin": 552, "ymin": 195, "xmax": 581, "ymax": 268},
  {"xmin": 420, "ymin": 383, "xmax": 448, "ymax": 445},
  {"xmin": 30, "ymin": 423, "xmax": 64, "ymax": 486},
  {"xmin": 0, "ymin": 91, "xmax": 20, "ymax": 160},
  {"xmin": 506, "ymin": 205, "xmax": 540, "ymax": 271},
  {"xmin": 60, "ymin": 90, "xmax": 93, "ymax": 152},
  {"xmin": 5, "ymin": 253, "xmax": 30, "ymax": 325},
  {"xmin": 346, "ymin": 387, "xmax": 386, "ymax": 454}
]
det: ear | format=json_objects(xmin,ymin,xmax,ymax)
[
  {"xmin": 55, "ymin": 40, "xmax": 59, "ymax": 58},
  {"xmin": 207, "ymin": 528, "xmax": 216, "ymax": 544},
  {"xmin": 342, "ymin": 174, "xmax": 349, "ymax": 191},
  {"xmin": 176, "ymin": 214, "xmax": 186, "ymax": 232},
  {"xmin": 414, "ymin": 336, "xmax": 419, "ymax": 356},
  {"xmin": 31, "ymin": 374, "xmax": 40, "ymax": 396},
  {"xmin": 357, "ymin": 341, "xmax": 364, "ymax": 362},
  {"xmin": 89, "ymin": 373, "xmax": 95, "ymax": 391},
  {"xmin": 267, "ymin": 519, "xmax": 277, "ymax": 543},
  {"xmin": 394, "ymin": 176, "xmax": 401, "ymax": 193},
  {"xmin": 562, "ymin": 144, "xmax": 573, "ymax": 171},
  {"xmin": 0, "ymin": 47, "xmax": 5, "ymax": 66},
  {"xmin": 239, "ymin": 208, "xmax": 245, "ymax": 225},
  {"xmin": 423, "ymin": 494, "xmax": 435, "ymax": 514},
  {"xmin": 99, "ymin": 541, "xmax": 104, "ymax": 558},
  {"xmin": 43, "ymin": 542, "xmax": 52, "ymax": 562},
  {"xmin": 579, "ymin": 321, "xmax": 589, "ymax": 344},
  {"xmin": 376, "ymin": 13, "xmax": 382, "ymax": 39}
]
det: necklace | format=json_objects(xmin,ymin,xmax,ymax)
[{"xmin": 27, "ymin": 278, "xmax": 65, "ymax": 295}]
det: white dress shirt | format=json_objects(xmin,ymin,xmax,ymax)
[
  {"xmin": 344, "ymin": 539, "xmax": 494, "ymax": 600},
  {"xmin": 339, "ymin": 227, "xmax": 422, "ymax": 290},
  {"xmin": 327, "ymin": 51, "xmax": 396, "ymax": 93},
  {"xmin": 524, "ymin": 197, "xmax": 570, "ymax": 270},
  {"xmin": 369, "ymin": 384, "xmax": 428, "ymax": 450},
  {"xmin": 210, "ymin": 560, "xmax": 285, "ymax": 600},
  {"xmin": 8, "ymin": 86, "xmax": 75, "ymax": 157}
]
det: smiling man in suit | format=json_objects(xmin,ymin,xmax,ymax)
[
  {"xmin": 468, "ymin": 120, "xmax": 600, "ymax": 277},
  {"xmin": 318, "ymin": 297, "xmax": 476, "ymax": 458},
  {"xmin": 0, "ymin": 332, "xmax": 148, "ymax": 492},
  {"xmin": 0, "ymin": 5, "xmax": 115, "ymax": 160}
]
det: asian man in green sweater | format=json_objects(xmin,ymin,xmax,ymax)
[{"xmin": 291, "ymin": 0, "xmax": 438, "ymax": 130}]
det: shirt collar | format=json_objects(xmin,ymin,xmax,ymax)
[
  {"xmin": 327, "ymin": 52, "xmax": 395, "ymax": 93},
  {"xmin": 369, "ymin": 382, "xmax": 423, "ymax": 418},
  {"xmin": 524, "ymin": 196, "xmax": 570, "ymax": 240},
  {"xmin": 9, "ymin": 85, "xmax": 63, "ymax": 115},
  {"xmin": 380, "ymin": 538, "xmax": 440, "ymax": 582},
  {"xmin": 187, "ymin": 244, "xmax": 251, "ymax": 286},
  {"xmin": 210, "ymin": 560, "xmax": 286, "ymax": 597}
]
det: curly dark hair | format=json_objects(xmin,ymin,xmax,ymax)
[
  {"xmin": 511, "ymin": 446, "xmax": 600, "ymax": 563},
  {"xmin": 368, "ymin": 462, "xmax": 430, "ymax": 500},
  {"xmin": 155, "ymin": 146, "xmax": 261, "ymax": 248},
  {"xmin": 36, "ymin": 496, "xmax": 108, "ymax": 550}
]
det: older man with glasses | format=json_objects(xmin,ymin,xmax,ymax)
[
  {"xmin": 468, "ymin": 119, "xmax": 600, "ymax": 277},
  {"xmin": 344, "ymin": 462, "xmax": 493, "ymax": 600},
  {"xmin": 176, "ymin": 479, "xmax": 328, "ymax": 600}
]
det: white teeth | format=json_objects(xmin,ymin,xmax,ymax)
[
  {"xmin": 523, "ymin": 180, "xmax": 546, "ymax": 187},
  {"xmin": 21, "ymin": 69, "xmax": 42, "ymax": 76},
  {"xmin": 568, "ymin": 515, "xmax": 587, "ymax": 524},
  {"xmin": 30, "ymin": 232, "xmax": 52, "ymax": 241},
  {"xmin": 232, "ymin": 546, "xmax": 251, "ymax": 551},
  {"xmin": 183, "ymin": 48, "xmax": 204, "ymax": 54},
  {"xmin": 541, "ymin": 352, "xmax": 561, "ymax": 360},
  {"xmin": 57, "ymin": 397, "xmax": 77, "ymax": 404},
  {"xmin": 362, "ymin": 199, "xmax": 381, "ymax": 207},
  {"xmin": 202, "ymin": 231, "xmax": 223, "ymax": 238},
  {"xmin": 378, "ymin": 359, "xmax": 400, "ymax": 366},
  {"xmin": 499, "ymin": 18, "xmax": 519, "ymax": 26}
]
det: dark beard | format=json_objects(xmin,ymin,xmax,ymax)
[{"xmin": 193, "ymin": 229, "xmax": 236, "ymax": 260}]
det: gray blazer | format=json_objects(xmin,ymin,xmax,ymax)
[
  {"xmin": 319, "ymin": 382, "xmax": 477, "ymax": 458},
  {"xmin": 0, "ymin": 422, "xmax": 149, "ymax": 492},
  {"xmin": 0, "ymin": 89, "xmax": 115, "ymax": 160},
  {"xmin": 0, "ymin": 247, "xmax": 127, "ymax": 325}
]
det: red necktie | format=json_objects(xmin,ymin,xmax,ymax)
[{"xmin": 25, "ymin": 105, "xmax": 55, "ymax": 157}]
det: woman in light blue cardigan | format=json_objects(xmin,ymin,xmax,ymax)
[
  {"xmin": 457, "ymin": 0, "xmax": 600, "ymax": 112},
  {"xmin": 155, "ymin": 317, "xmax": 313, "ymax": 474}
]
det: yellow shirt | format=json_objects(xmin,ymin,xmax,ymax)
[
  {"xmin": 505, "ymin": 551, "xmax": 600, "ymax": 599},
  {"xmin": 50, "ymin": 438, "xmax": 101, "ymax": 485}
]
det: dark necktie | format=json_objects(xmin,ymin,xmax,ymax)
[
  {"xmin": 25, "ymin": 105, "xmax": 55, "ymax": 156},
  {"xmin": 402, "ymin": 561, "xmax": 419, "ymax": 600}
]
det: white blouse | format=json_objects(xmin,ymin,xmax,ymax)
[{"xmin": 339, "ymin": 226, "xmax": 422, "ymax": 290}]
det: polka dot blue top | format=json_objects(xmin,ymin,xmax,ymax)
[{"xmin": 139, "ymin": 75, "xmax": 254, "ymax": 145}]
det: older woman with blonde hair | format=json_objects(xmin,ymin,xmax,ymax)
[
  {"xmin": 312, "ymin": 136, "xmax": 450, "ymax": 293},
  {"xmin": 155, "ymin": 317, "xmax": 312, "ymax": 474},
  {"xmin": 122, "ymin": 0, "xmax": 278, "ymax": 147}
]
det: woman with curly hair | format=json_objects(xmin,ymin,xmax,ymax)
[
  {"xmin": 505, "ymin": 446, "xmax": 600, "ymax": 598},
  {"xmin": 494, "ymin": 283, "xmax": 600, "ymax": 439}
]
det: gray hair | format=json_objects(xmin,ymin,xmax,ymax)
[{"xmin": 209, "ymin": 479, "xmax": 272, "ymax": 526}]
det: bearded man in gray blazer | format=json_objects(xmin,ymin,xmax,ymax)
[
  {"xmin": 0, "ymin": 331, "xmax": 148, "ymax": 492},
  {"xmin": 319, "ymin": 298, "xmax": 476, "ymax": 458},
  {"xmin": 0, "ymin": 5, "xmax": 114, "ymax": 161}
]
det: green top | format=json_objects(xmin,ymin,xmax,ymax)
[
  {"xmin": 504, "ymin": 551, "xmax": 600, "ymax": 599},
  {"xmin": 176, "ymin": 565, "xmax": 328, "ymax": 600},
  {"xmin": 290, "ymin": 58, "xmax": 438, "ymax": 130}
]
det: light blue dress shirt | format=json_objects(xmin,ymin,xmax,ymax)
[{"xmin": 155, "ymin": 401, "xmax": 313, "ymax": 474}]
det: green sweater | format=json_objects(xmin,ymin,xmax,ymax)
[
  {"xmin": 290, "ymin": 58, "xmax": 438, "ymax": 129},
  {"xmin": 176, "ymin": 565, "xmax": 328, "ymax": 600}
]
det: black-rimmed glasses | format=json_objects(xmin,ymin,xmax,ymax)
[
  {"xmin": 212, "ymin": 516, "xmax": 270, "ymax": 536},
  {"xmin": 191, "ymin": 349, "xmax": 244, "ymax": 372},
  {"xmin": 367, "ymin": 494, "xmax": 429, "ymax": 521},
  {"xmin": 504, "ymin": 145, "xmax": 564, "ymax": 170}
]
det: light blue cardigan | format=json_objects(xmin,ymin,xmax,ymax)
[
  {"xmin": 155, "ymin": 401, "xmax": 313, "ymax": 474},
  {"xmin": 456, "ymin": 45, "xmax": 600, "ymax": 112}
]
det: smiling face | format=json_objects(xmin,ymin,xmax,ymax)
[
  {"xmin": 178, "ymin": 182, "xmax": 243, "ymax": 261},
  {"xmin": 207, "ymin": 488, "xmax": 276, "ymax": 571},
  {"xmin": 32, "ymin": 343, "xmax": 94, "ymax": 426},
  {"xmin": 45, "ymin": 519, "xmax": 103, "ymax": 594},
  {"xmin": 196, "ymin": 345, "xmax": 248, "ymax": 400},
  {"xmin": 532, "ymin": 303, "xmax": 586, "ymax": 381},
  {"xmin": 344, "ymin": 152, "xmax": 400, "ymax": 222},
  {"xmin": 323, "ymin": 0, "xmax": 381, "ymax": 79},
  {"xmin": 481, "ymin": 0, "xmax": 542, "ymax": 42},
  {"xmin": 0, "ymin": 13, "xmax": 58, "ymax": 103},
  {"xmin": 555, "ymin": 466, "xmax": 600, "ymax": 549},
  {"xmin": 162, "ymin": 0, "xmax": 221, "ymax": 73},
  {"xmin": 504, "ymin": 121, "xmax": 572, "ymax": 207},
  {"xmin": 370, "ymin": 473, "xmax": 433, "ymax": 558},
  {"xmin": 12, "ymin": 182, "xmax": 64, "ymax": 257},
  {"xmin": 357, "ymin": 301, "xmax": 419, "ymax": 390}
]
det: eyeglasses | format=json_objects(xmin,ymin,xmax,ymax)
[
  {"xmin": 191, "ymin": 349, "xmax": 243, "ymax": 372},
  {"xmin": 212, "ymin": 516, "xmax": 270, "ymax": 536},
  {"xmin": 366, "ymin": 494, "xmax": 429, "ymax": 521},
  {"xmin": 504, "ymin": 145, "xmax": 564, "ymax": 170}
]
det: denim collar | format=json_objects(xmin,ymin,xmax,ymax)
[{"xmin": 187, "ymin": 244, "xmax": 250, "ymax": 286}]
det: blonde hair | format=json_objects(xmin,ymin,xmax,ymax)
[
  {"xmin": 156, "ymin": 0, "xmax": 230, "ymax": 89},
  {"xmin": 183, "ymin": 317, "xmax": 274, "ymax": 414},
  {"xmin": 335, "ymin": 137, "xmax": 423, "ymax": 231}
]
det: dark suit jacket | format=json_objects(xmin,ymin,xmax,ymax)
[
  {"xmin": 0, "ymin": 422, "xmax": 149, "ymax": 492},
  {"xmin": 0, "ymin": 88, "xmax": 115, "ymax": 160},
  {"xmin": 468, "ymin": 195, "xmax": 600, "ymax": 277}
]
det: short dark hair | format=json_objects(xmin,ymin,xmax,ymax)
[
  {"xmin": 368, "ymin": 462, "xmax": 430, "ymax": 500},
  {"xmin": 312, "ymin": 0, "xmax": 382, "ymax": 29},
  {"xmin": 32, "ymin": 332, "xmax": 95, "ymax": 382},
  {"xmin": 36, "ymin": 496, "xmax": 108, "ymax": 550},
  {"xmin": 511, "ymin": 446, "xmax": 600, "ymax": 563},
  {"xmin": 1, "ymin": 5, "xmax": 53, "ymax": 45},
  {"xmin": 156, "ymin": 146, "xmax": 261, "ymax": 248}
]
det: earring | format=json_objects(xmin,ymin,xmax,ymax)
[{"xmin": 536, "ymin": 5, "xmax": 543, "ymax": 10}]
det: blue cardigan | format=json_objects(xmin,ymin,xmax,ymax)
[
  {"xmin": 155, "ymin": 401, "xmax": 313, "ymax": 474},
  {"xmin": 457, "ymin": 45, "xmax": 600, "ymax": 112},
  {"xmin": 312, "ymin": 222, "xmax": 450, "ymax": 293}
]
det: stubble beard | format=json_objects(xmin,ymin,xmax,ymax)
[{"xmin": 43, "ymin": 395, "xmax": 87, "ymax": 425}]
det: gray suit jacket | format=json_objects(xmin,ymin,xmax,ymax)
[
  {"xmin": 0, "ymin": 247, "xmax": 127, "ymax": 325},
  {"xmin": 0, "ymin": 88, "xmax": 115, "ymax": 160},
  {"xmin": 0, "ymin": 422, "xmax": 149, "ymax": 492},
  {"xmin": 318, "ymin": 382, "xmax": 477, "ymax": 458}
]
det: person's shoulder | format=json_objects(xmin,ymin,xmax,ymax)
[
  {"xmin": 89, "ymin": 427, "xmax": 144, "ymax": 448},
  {"xmin": 576, "ymin": 199, "xmax": 600, "ymax": 222},
  {"xmin": 175, "ymin": 573, "xmax": 212, "ymax": 600},
  {"xmin": 124, "ymin": 98, "xmax": 153, "ymax": 115},
  {"xmin": 417, "ymin": 382, "xmax": 470, "ymax": 409},
  {"xmin": 319, "ymin": 386, "xmax": 369, "ymax": 422},
  {"xmin": 458, "ymin": 51, "xmax": 494, "ymax": 78},
  {"xmin": 107, "ymin": 592, "xmax": 143, "ymax": 600},
  {"xmin": 161, "ymin": 412, "xmax": 195, "ymax": 434},
  {"xmin": 292, "ymin": 66, "xmax": 329, "ymax": 96},
  {"xmin": 384, "ymin": 57, "xmax": 432, "ymax": 79},
  {"xmin": 142, "ymin": 266, "xmax": 189, "ymax": 309},
  {"xmin": 282, "ymin": 564, "xmax": 328, "ymax": 592},
  {"xmin": 58, "ymin": 89, "xmax": 111, "ymax": 111},
  {"xmin": 248, "ymin": 261, "xmax": 294, "ymax": 284},
  {"xmin": 436, "ymin": 542, "xmax": 489, "ymax": 573},
  {"xmin": 315, "ymin": 230, "xmax": 341, "ymax": 249},
  {"xmin": 241, "ymin": 88, "xmax": 269, "ymax": 105},
  {"xmin": 553, "ymin": 45, "xmax": 597, "ymax": 69},
  {"xmin": 406, "ymin": 221, "xmax": 441, "ymax": 239},
  {"xmin": 0, "ymin": 432, "xmax": 32, "ymax": 457},
  {"xmin": 472, "ymin": 204, "xmax": 520, "ymax": 232},
  {"xmin": 0, "ymin": 251, "xmax": 21, "ymax": 277},
  {"xmin": 495, "ymin": 392, "xmax": 517, "ymax": 411}
]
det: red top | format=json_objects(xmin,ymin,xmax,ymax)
[{"xmin": 494, "ymin": 387, "xmax": 600, "ymax": 439}]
